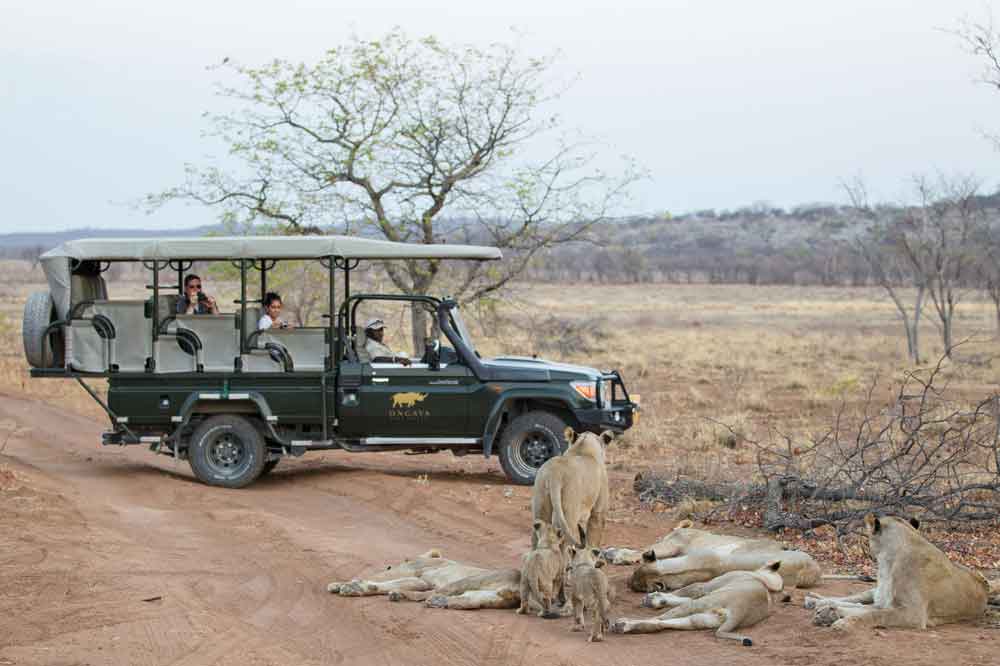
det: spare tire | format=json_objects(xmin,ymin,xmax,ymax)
[{"xmin": 23, "ymin": 291, "xmax": 63, "ymax": 368}]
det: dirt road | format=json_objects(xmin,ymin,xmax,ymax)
[{"xmin": 0, "ymin": 393, "xmax": 996, "ymax": 666}]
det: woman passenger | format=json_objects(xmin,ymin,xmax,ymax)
[{"xmin": 258, "ymin": 292, "xmax": 290, "ymax": 330}]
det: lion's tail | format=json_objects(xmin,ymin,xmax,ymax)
[{"xmin": 549, "ymin": 483, "xmax": 580, "ymax": 547}]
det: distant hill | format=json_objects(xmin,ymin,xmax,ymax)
[
  {"xmin": 0, "ymin": 225, "xmax": 222, "ymax": 252},
  {"xmin": 7, "ymin": 194, "xmax": 999, "ymax": 287}
]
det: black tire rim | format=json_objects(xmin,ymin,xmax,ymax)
[
  {"xmin": 205, "ymin": 429, "xmax": 252, "ymax": 478},
  {"xmin": 510, "ymin": 428, "xmax": 558, "ymax": 478}
]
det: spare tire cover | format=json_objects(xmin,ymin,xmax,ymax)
[{"xmin": 23, "ymin": 290, "xmax": 62, "ymax": 368}]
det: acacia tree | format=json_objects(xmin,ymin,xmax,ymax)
[
  {"xmin": 844, "ymin": 179, "xmax": 927, "ymax": 363},
  {"xmin": 149, "ymin": 31, "xmax": 639, "ymax": 351},
  {"xmin": 959, "ymin": 15, "xmax": 1000, "ymax": 336},
  {"xmin": 981, "ymin": 222, "xmax": 1000, "ymax": 336},
  {"xmin": 896, "ymin": 175, "xmax": 985, "ymax": 356},
  {"xmin": 846, "ymin": 176, "xmax": 986, "ymax": 361}
]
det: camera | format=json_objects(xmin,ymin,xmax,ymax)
[{"xmin": 197, "ymin": 291, "xmax": 208, "ymax": 303}]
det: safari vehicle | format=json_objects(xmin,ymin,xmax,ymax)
[{"xmin": 24, "ymin": 236, "xmax": 638, "ymax": 488}]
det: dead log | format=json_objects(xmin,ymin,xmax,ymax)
[{"xmin": 632, "ymin": 472, "xmax": 761, "ymax": 502}]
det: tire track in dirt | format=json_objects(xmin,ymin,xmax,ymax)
[{"xmin": 3, "ymin": 392, "xmax": 1000, "ymax": 666}]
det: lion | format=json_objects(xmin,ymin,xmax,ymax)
[
  {"xmin": 627, "ymin": 523, "xmax": 822, "ymax": 592},
  {"xmin": 805, "ymin": 514, "xmax": 989, "ymax": 631},
  {"xmin": 518, "ymin": 520, "xmax": 566, "ymax": 618},
  {"xmin": 531, "ymin": 428, "xmax": 612, "ymax": 552},
  {"xmin": 602, "ymin": 518, "xmax": 736, "ymax": 565},
  {"xmin": 566, "ymin": 543, "xmax": 614, "ymax": 643},
  {"xmin": 612, "ymin": 561, "xmax": 785, "ymax": 646},
  {"xmin": 327, "ymin": 550, "xmax": 520, "ymax": 610}
]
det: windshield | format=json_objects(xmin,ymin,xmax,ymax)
[{"xmin": 449, "ymin": 305, "xmax": 477, "ymax": 356}]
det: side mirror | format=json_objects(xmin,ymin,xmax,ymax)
[{"xmin": 424, "ymin": 339, "xmax": 440, "ymax": 371}]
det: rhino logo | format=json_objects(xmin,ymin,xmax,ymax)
[{"xmin": 392, "ymin": 392, "xmax": 428, "ymax": 408}]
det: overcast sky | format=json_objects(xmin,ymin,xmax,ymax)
[{"xmin": 2, "ymin": 0, "xmax": 999, "ymax": 234}]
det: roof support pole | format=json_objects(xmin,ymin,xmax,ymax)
[
  {"xmin": 343, "ymin": 262, "xmax": 350, "ymax": 305},
  {"xmin": 327, "ymin": 257, "xmax": 335, "ymax": 370},
  {"xmin": 239, "ymin": 260, "xmax": 248, "ymax": 355},
  {"xmin": 152, "ymin": 262, "xmax": 160, "ymax": 344}
]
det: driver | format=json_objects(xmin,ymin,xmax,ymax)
[{"xmin": 363, "ymin": 318, "xmax": 411, "ymax": 366}]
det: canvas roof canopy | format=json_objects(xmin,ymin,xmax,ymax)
[
  {"xmin": 39, "ymin": 235, "xmax": 502, "ymax": 262},
  {"xmin": 40, "ymin": 235, "xmax": 502, "ymax": 318}
]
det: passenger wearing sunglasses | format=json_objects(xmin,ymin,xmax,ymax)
[{"xmin": 177, "ymin": 274, "xmax": 220, "ymax": 315}]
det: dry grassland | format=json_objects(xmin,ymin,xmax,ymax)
[{"xmin": 2, "ymin": 259, "xmax": 999, "ymax": 571}]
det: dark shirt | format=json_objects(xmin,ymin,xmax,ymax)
[{"xmin": 176, "ymin": 295, "xmax": 212, "ymax": 315}]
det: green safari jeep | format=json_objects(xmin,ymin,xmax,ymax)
[{"xmin": 25, "ymin": 236, "xmax": 638, "ymax": 487}]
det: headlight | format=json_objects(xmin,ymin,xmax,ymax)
[{"xmin": 571, "ymin": 380, "xmax": 597, "ymax": 401}]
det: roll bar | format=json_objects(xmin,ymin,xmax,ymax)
[{"xmin": 49, "ymin": 250, "xmax": 491, "ymax": 376}]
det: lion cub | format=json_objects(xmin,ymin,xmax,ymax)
[
  {"xmin": 518, "ymin": 521, "xmax": 565, "ymax": 618},
  {"xmin": 566, "ymin": 544, "xmax": 613, "ymax": 642}
]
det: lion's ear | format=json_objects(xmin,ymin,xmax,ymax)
[
  {"xmin": 865, "ymin": 514, "xmax": 880, "ymax": 534},
  {"xmin": 909, "ymin": 517, "xmax": 921, "ymax": 530},
  {"xmin": 767, "ymin": 560, "xmax": 782, "ymax": 572},
  {"xmin": 568, "ymin": 547, "xmax": 577, "ymax": 558},
  {"xmin": 600, "ymin": 430, "xmax": 615, "ymax": 446},
  {"xmin": 555, "ymin": 528, "xmax": 563, "ymax": 539},
  {"xmin": 564, "ymin": 427, "xmax": 576, "ymax": 444},
  {"xmin": 676, "ymin": 519, "xmax": 694, "ymax": 530},
  {"xmin": 533, "ymin": 520, "xmax": 542, "ymax": 531}
]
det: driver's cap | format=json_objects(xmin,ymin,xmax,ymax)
[{"xmin": 365, "ymin": 318, "xmax": 385, "ymax": 331}]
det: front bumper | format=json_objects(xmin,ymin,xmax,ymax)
[
  {"xmin": 573, "ymin": 370, "xmax": 639, "ymax": 432},
  {"xmin": 573, "ymin": 404, "xmax": 637, "ymax": 431}
]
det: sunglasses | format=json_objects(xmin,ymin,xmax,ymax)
[{"xmin": 187, "ymin": 283, "xmax": 202, "ymax": 289}]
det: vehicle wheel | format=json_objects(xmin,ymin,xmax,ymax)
[
  {"xmin": 188, "ymin": 415, "xmax": 267, "ymax": 488},
  {"xmin": 23, "ymin": 291, "xmax": 63, "ymax": 368},
  {"xmin": 498, "ymin": 410, "xmax": 569, "ymax": 486},
  {"xmin": 260, "ymin": 458, "xmax": 280, "ymax": 477}
]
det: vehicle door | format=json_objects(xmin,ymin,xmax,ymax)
[{"xmin": 357, "ymin": 358, "xmax": 475, "ymax": 437}]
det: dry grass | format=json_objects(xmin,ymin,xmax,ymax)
[
  {"xmin": 3, "ymin": 273, "xmax": 1000, "ymax": 562},
  {"xmin": 469, "ymin": 283, "xmax": 999, "ymax": 487},
  {"xmin": 5, "ymin": 273, "xmax": 997, "ymax": 456}
]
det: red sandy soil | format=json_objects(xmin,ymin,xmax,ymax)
[{"xmin": 0, "ymin": 392, "xmax": 997, "ymax": 666}]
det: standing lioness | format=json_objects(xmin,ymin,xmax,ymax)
[
  {"xmin": 531, "ymin": 429, "xmax": 611, "ymax": 550},
  {"xmin": 806, "ymin": 514, "xmax": 989, "ymax": 630}
]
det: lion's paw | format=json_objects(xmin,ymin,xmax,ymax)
[
  {"xmin": 425, "ymin": 595, "xmax": 449, "ymax": 609},
  {"xmin": 830, "ymin": 617, "xmax": 856, "ymax": 632},
  {"xmin": 641, "ymin": 593, "xmax": 657, "ymax": 608},
  {"xmin": 337, "ymin": 581, "xmax": 366, "ymax": 597},
  {"xmin": 812, "ymin": 605, "xmax": 841, "ymax": 627}
]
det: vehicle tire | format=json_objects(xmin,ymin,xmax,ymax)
[
  {"xmin": 23, "ymin": 290, "xmax": 63, "ymax": 368},
  {"xmin": 498, "ymin": 410, "xmax": 569, "ymax": 486},
  {"xmin": 260, "ymin": 458, "xmax": 280, "ymax": 477},
  {"xmin": 188, "ymin": 415, "xmax": 267, "ymax": 488}
]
